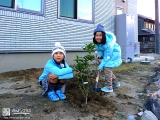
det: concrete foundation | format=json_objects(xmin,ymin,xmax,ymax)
[{"xmin": 0, "ymin": 52, "xmax": 155, "ymax": 73}]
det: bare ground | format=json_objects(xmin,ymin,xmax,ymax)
[{"xmin": 0, "ymin": 53, "xmax": 160, "ymax": 120}]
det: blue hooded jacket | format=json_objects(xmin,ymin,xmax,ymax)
[
  {"xmin": 95, "ymin": 32, "xmax": 122, "ymax": 70},
  {"xmin": 38, "ymin": 59, "xmax": 73, "ymax": 82}
]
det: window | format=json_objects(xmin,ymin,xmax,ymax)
[
  {"xmin": 148, "ymin": 23, "xmax": 154, "ymax": 30},
  {"xmin": 148, "ymin": 23, "xmax": 151, "ymax": 29},
  {"xmin": 150, "ymin": 37, "xmax": 154, "ymax": 41},
  {"xmin": 78, "ymin": 0, "xmax": 93, "ymax": 21},
  {"xmin": 144, "ymin": 22, "xmax": 149, "ymax": 29},
  {"xmin": 17, "ymin": 0, "xmax": 43, "ymax": 13},
  {"xmin": 59, "ymin": 0, "xmax": 94, "ymax": 23},
  {"xmin": 143, "ymin": 37, "xmax": 145, "ymax": 41},
  {"xmin": 0, "ymin": 0, "xmax": 15, "ymax": 8},
  {"xmin": 0, "ymin": 0, "xmax": 45, "ymax": 15},
  {"xmin": 150, "ymin": 24, "xmax": 155, "ymax": 30}
]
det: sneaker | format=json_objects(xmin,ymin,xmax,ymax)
[
  {"xmin": 101, "ymin": 87, "xmax": 113, "ymax": 92},
  {"xmin": 47, "ymin": 90, "xmax": 59, "ymax": 101},
  {"xmin": 56, "ymin": 90, "xmax": 66, "ymax": 100},
  {"xmin": 112, "ymin": 82, "xmax": 120, "ymax": 88}
]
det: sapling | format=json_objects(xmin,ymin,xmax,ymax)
[{"xmin": 73, "ymin": 43, "xmax": 96, "ymax": 105}]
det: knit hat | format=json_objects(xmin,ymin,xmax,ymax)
[
  {"xmin": 51, "ymin": 42, "xmax": 66, "ymax": 57},
  {"xmin": 93, "ymin": 24, "xmax": 106, "ymax": 34}
]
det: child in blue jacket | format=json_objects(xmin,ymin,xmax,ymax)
[
  {"xmin": 93, "ymin": 24, "xmax": 122, "ymax": 92},
  {"xmin": 39, "ymin": 42, "xmax": 73, "ymax": 101}
]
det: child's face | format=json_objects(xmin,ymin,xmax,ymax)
[
  {"xmin": 95, "ymin": 32, "xmax": 102, "ymax": 43},
  {"xmin": 53, "ymin": 52, "xmax": 64, "ymax": 63}
]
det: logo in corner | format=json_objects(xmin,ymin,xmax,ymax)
[{"xmin": 2, "ymin": 108, "xmax": 10, "ymax": 117}]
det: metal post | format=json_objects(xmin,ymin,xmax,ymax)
[{"xmin": 155, "ymin": 0, "xmax": 160, "ymax": 54}]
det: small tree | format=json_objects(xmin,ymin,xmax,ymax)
[{"xmin": 73, "ymin": 43, "xmax": 96, "ymax": 105}]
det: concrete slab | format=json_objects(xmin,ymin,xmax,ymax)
[{"xmin": 123, "ymin": 56, "xmax": 154, "ymax": 63}]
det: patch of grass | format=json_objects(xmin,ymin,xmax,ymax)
[
  {"xmin": 113, "ymin": 63, "xmax": 154, "ymax": 72},
  {"xmin": 38, "ymin": 101, "xmax": 44, "ymax": 106},
  {"xmin": 116, "ymin": 112, "xmax": 126, "ymax": 119},
  {"xmin": 113, "ymin": 63, "xmax": 136, "ymax": 72}
]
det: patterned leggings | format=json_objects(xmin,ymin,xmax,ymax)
[{"xmin": 104, "ymin": 67, "xmax": 118, "ymax": 88}]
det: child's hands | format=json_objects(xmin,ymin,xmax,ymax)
[
  {"xmin": 97, "ymin": 69, "xmax": 101, "ymax": 72},
  {"xmin": 48, "ymin": 73, "xmax": 58, "ymax": 80},
  {"xmin": 98, "ymin": 58, "xmax": 102, "ymax": 64}
]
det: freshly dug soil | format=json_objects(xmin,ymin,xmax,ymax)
[{"xmin": 0, "ymin": 53, "xmax": 160, "ymax": 120}]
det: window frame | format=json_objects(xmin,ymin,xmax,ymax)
[
  {"xmin": 16, "ymin": 0, "xmax": 45, "ymax": 15},
  {"xmin": 0, "ymin": 0, "xmax": 16, "ymax": 10},
  {"xmin": 58, "ymin": 0, "xmax": 95, "ymax": 24},
  {"xmin": 0, "ymin": 0, "xmax": 45, "ymax": 16}
]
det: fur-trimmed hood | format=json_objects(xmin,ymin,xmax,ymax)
[
  {"xmin": 105, "ymin": 31, "xmax": 116, "ymax": 48},
  {"xmin": 95, "ymin": 31, "xmax": 122, "ymax": 69}
]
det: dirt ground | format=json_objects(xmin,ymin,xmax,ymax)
[{"xmin": 0, "ymin": 53, "xmax": 160, "ymax": 120}]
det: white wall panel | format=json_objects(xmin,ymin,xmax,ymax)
[
  {"xmin": 0, "ymin": 0, "xmax": 119, "ymax": 53},
  {"xmin": 128, "ymin": 0, "xmax": 138, "ymax": 42}
]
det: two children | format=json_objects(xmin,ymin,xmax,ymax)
[
  {"xmin": 93, "ymin": 24, "xmax": 122, "ymax": 92},
  {"xmin": 39, "ymin": 24, "xmax": 122, "ymax": 102},
  {"xmin": 38, "ymin": 42, "xmax": 73, "ymax": 101}
]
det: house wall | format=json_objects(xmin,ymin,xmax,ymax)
[
  {"xmin": 0, "ymin": 52, "xmax": 90, "ymax": 73},
  {"xmin": 138, "ymin": 18, "xmax": 144, "ymax": 34},
  {"xmin": 115, "ymin": 0, "xmax": 128, "ymax": 14},
  {"xmin": 138, "ymin": 16, "xmax": 155, "ymax": 53},
  {"xmin": 128, "ymin": 0, "xmax": 138, "ymax": 42},
  {"xmin": 0, "ymin": 0, "xmax": 115, "ymax": 73},
  {"xmin": 114, "ymin": 0, "xmax": 137, "ymax": 42},
  {"xmin": 0, "ymin": 0, "xmax": 115, "ymax": 53},
  {"xmin": 138, "ymin": 16, "xmax": 155, "ymax": 35},
  {"xmin": 95, "ymin": 0, "xmax": 115, "ymax": 33}
]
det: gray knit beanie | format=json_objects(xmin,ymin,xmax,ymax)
[{"xmin": 51, "ymin": 42, "xmax": 66, "ymax": 57}]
